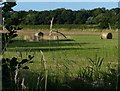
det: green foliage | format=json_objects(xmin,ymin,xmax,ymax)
[
  {"xmin": 88, "ymin": 55, "xmax": 103, "ymax": 68},
  {"xmin": 2, "ymin": 53, "xmax": 34, "ymax": 90},
  {"xmin": 1, "ymin": 2, "xmax": 35, "ymax": 90},
  {"xmin": 5, "ymin": 7, "xmax": 119, "ymax": 29},
  {"xmin": 99, "ymin": 16, "xmax": 110, "ymax": 29},
  {"xmin": 2, "ymin": 2, "xmax": 17, "ymax": 31},
  {"xmin": 2, "ymin": 2, "xmax": 25, "ymax": 53},
  {"xmin": 2, "ymin": 2, "xmax": 16, "ymax": 12}
]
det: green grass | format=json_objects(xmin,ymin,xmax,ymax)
[
  {"xmin": 20, "ymin": 24, "xmax": 117, "ymax": 30},
  {"xmin": 3, "ymin": 34, "xmax": 118, "ymax": 90},
  {"xmin": 4, "ymin": 34, "xmax": 118, "ymax": 71},
  {"xmin": 21, "ymin": 24, "xmax": 99, "ymax": 30},
  {"xmin": 20, "ymin": 25, "xmax": 118, "ymax": 34}
]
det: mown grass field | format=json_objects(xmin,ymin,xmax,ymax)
[
  {"xmin": 4, "ymin": 34, "xmax": 118, "ymax": 67},
  {"xmin": 3, "ymin": 30, "xmax": 118, "ymax": 90}
]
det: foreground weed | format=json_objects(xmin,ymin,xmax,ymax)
[{"xmin": 2, "ymin": 49, "xmax": 34, "ymax": 90}]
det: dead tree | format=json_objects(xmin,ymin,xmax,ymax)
[
  {"xmin": 49, "ymin": 17, "xmax": 54, "ymax": 36},
  {"xmin": 49, "ymin": 17, "xmax": 67, "ymax": 40},
  {"xmin": 52, "ymin": 30, "xmax": 67, "ymax": 39}
]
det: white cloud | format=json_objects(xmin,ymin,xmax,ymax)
[{"xmin": 16, "ymin": 0, "xmax": 119, "ymax": 2}]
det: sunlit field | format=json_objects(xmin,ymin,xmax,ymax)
[{"xmin": 3, "ymin": 31, "xmax": 118, "ymax": 90}]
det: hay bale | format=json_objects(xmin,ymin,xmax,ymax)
[
  {"xmin": 101, "ymin": 33, "xmax": 112, "ymax": 39},
  {"xmin": 23, "ymin": 35, "xmax": 29, "ymax": 40},
  {"xmin": 33, "ymin": 35, "xmax": 39, "ymax": 41},
  {"xmin": 34, "ymin": 32, "xmax": 44, "ymax": 41},
  {"xmin": 23, "ymin": 35, "xmax": 33, "ymax": 41}
]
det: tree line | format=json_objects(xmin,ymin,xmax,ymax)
[{"xmin": 4, "ymin": 4, "xmax": 120, "ymax": 29}]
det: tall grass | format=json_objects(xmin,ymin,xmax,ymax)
[
  {"xmin": 16, "ymin": 52, "xmax": 118, "ymax": 90},
  {"xmin": 40, "ymin": 50, "xmax": 48, "ymax": 91},
  {"xmin": 3, "ymin": 48, "xmax": 114, "ymax": 90}
]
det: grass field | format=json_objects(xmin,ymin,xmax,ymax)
[
  {"xmin": 3, "ymin": 31, "xmax": 118, "ymax": 90},
  {"xmin": 21, "ymin": 24, "xmax": 118, "ymax": 30}
]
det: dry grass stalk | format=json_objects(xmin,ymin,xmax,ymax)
[
  {"xmin": 14, "ymin": 64, "xmax": 19, "ymax": 84},
  {"xmin": 36, "ymin": 76, "xmax": 40, "ymax": 90},
  {"xmin": 40, "ymin": 50, "xmax": 48, "ymax": 91},
  {"xmin": 21, "ymin": 78, "xmax": 27, "ymax": 91}
]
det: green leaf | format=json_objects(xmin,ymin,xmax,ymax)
[
  {"xmin": 19, "ymin": 59, "xmax": 29, "ymax": 64},
  {"xmin": 98, "ymin": 58, "xmax": 103, "ymax": 68},
  {"xmin": 23, "ymin": 66, "xmax": 29, "ymax": 69},
  {"xmin": 88, "ymin": 57, "xmax": 95, "ymax": 66},
  {"xmin": 28, "ymin": 55, "xmax": 34, "ymax": 60},
  {"xmin": 29, "ymin": 61, "xmax": 34, "ymax": 63}
]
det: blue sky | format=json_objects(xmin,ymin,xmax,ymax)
[
  {"xmin": 15, "ymin": 0, "xmax": 119, "ymax": 2},
  {"xmin": 13, "ymin": 2, "xmax": 119, "ymax": 11}
]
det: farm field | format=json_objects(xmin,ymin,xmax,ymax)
[
  {"xmin": 4, "ymin": 31, "xmax": 118, "ymax": 69},
  {"xmin": 2, "ymin": 2, "xmax": 120, "ymax": 91},
  {"xmin": 3, "ymin": 29, "xmax": 118, "ymax": 90}
]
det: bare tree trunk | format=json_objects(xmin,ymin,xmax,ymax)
[
  {"xmin": 108, "ymin": 23, "xmax": 111, "ymax": 30},
  {"xmin": 49, "ymin": 17, "xmax": 54, "ymax": 36}
]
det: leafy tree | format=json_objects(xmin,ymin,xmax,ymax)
[
  {"xmin": 2, "ymin": 2, "xmax": 16, "ymax": 12},
  {"xmin": 91, "ymin": 8, "xmax": 105, "ymax": 17},
  {"xmin": 2, "ymin": 2, "xmax": 34, "ymax": 90},
  {"xmin": 61, "ymin": 9, "xmax": 74, "ymax": 24},
  {"xmin": 85, "ymin": 17, "xmax": 95, "ymax": 24},
  {"xmin": 99, "ymin": 15, "xmax": 110, "ymax": 29},
  {"xmin": 2, "ymin": 2, "xmax": 18, "ymax": 54},
  {"xmin": 74, "ymin": 10, "xmax": 90, "ymax": 24},
  {"xmin": 93, "ymin": 13, "xmax": 104, "ymax": 24},
  {"xmin": 115, "ymin": 13, "xmax": 120, "ymax": 29},
  {"xmin": 4, "ymin": 6, "xmax": 119, "ymax": 29}
]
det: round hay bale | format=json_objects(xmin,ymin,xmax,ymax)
[
  {"xmin": 101, "ymin": 33, "xmax": 112, "ymax": 39},
  {"xmin": 23, "ymin": 35, "xmax": 33, "ymax": 41},
  {"xmin": 23, "ymin": 35, "xmax": 30, "ymax": 40},
  {"xmin": 34, "ymin": 32, "xmax": 44, "ymax": 41},
  {"xmin": 33, "ymin": 35, "xmax": 39, "ymax": 41}
]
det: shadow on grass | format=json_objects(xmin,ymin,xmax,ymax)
[
  {"xmin": 8, "ymin": 47, "xmax": 100, "ymax": 52},
  {"xmin": 8, "ymin": 39, "xmax": 100, "ymax": 52},
  {"xmin": 9, "ymin": 39, "xmax": 93, "ymax": 48},
  {"xmin": 2, "ymin": 69, "xmax": 116, "ymax": 91},
  {"xmin": 6, "ymin": 70, "xmax": 114, "ymax": 91}
]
